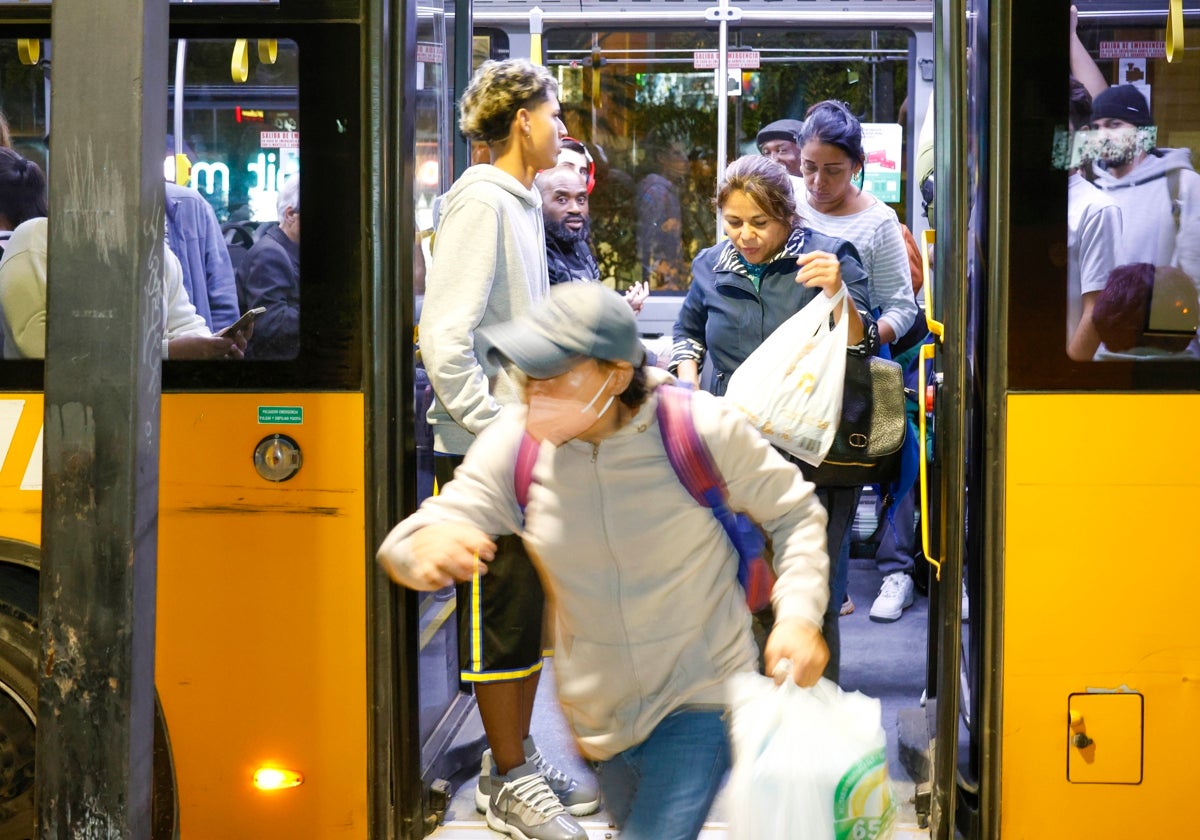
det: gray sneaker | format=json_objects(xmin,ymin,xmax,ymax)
[
  {"xmin": 484, "ymin": 760, "xmax": 587, "ymax": 840},
  {"xmin": 476, "ymin": 744, "xmax": 601, "ymax": 817},
  {"xmin": 524, "ymin": 736, "xmax": 601, "ymax": 817}
]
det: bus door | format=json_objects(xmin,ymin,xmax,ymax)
[
  {"xmin": 927, "ymin": 1, "xmax": 1200, "ymax": 838},
  {"xmin": 409, "ymin": 0, "xmax": 490, "ymax": 822},
  {"xmin": 512, "ymin": 3, "xmax": 931, "ymax": 338},
  {"xmin": 0, "ymin": 0, "xmax": 442, "ymax": 836}
]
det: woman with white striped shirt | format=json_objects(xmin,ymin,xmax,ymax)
[
  {"xmin": 795, "ymin": 100, "xmax": 921, "ymax": 624},
  {"xmin": 796, "ymin": 101, "xmax": 917, "ymax": 345}
]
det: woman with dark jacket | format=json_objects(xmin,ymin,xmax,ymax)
[{"xmin": 670, "ymin": 154, "xmax": 877, "ymax": 681}]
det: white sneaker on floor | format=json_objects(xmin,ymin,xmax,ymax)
[
  {"xmin": 962, "ymin": 581, "xmax": 969, "ymax": 623},
  {"xmin": 484, "ymin": 760, "xmax": 587, "ymax": 840},
  {"xmin": 869, "ymin": 572, "xmax": 915, "ymax": 622}
]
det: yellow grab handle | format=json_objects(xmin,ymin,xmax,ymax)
[
  {"xmin": 1167, "ymin": 0, "xmax": 1184, "ymax": 63},
  {"xmin": 173, "ymin": 154, "xmax": 192, "ymax": 187},
  {"xmin": 921, "ymin": 229, "xmax": 944, "ymax": 339},
  {"xmin": 17, "ymin": 39, "xmax": 40, "ymax": 66},
  {"xmin": 530, "ymin": 6, "xmax": 544, "ymax": 66},
  {"xmin": 258, "ymin": 39, "xmax": 278, "ymax": 65},
  {"xmin": 918, "ymin": 341, "xmax": 941, "ymax": 581},
  {"xmin": 231, "ymin": 38, "xmax": 249, "ymax": 83},
  {"xmin": 917, "ymin": 228, "xmax": 943, "ymax": 580}
]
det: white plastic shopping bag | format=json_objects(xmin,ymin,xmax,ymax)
[
  {"xmin": 723, "ymin": 287, "xmax": 849, "ymax": 465},
  {"xmin": 728, "ymin": 672, "xmax": 896, "ymax": 840}
]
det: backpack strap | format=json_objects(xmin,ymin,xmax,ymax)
[
  {"xmin": 513, "ymin": 432, "xmax": 541, "ymax": 512},
  {"xmin": 1167, "ymin": 169, "xmax": 1182, "ymax": 232},
  {"xmin": 655, "ymin": 384, "xmax": 727, "ymax": 510},
  {"xmin": 655, "ymin": 384, "xmax": 773, "ymax": 612}
]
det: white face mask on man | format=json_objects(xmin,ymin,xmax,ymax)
[{"xmin": 526, "ymin": 369, "xmax": 616, "ymax": 446}]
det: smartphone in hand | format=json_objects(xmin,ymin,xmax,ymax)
[{"xmin": 216, "ymin": 306, "xmax": 267, "ymax": 337}]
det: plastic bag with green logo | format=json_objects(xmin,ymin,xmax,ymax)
[{"xmin": 728, "ymin": 671, "xmax": 896, "ymax": 840}]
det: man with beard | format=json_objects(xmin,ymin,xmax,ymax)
[
  {"xmin": 536, "ymin": 164, "xmax": 600, "ymax": 286},
  {"xmin": 539, "ymin": 164, "xmax": 650, "ymax": 313},
  {"xmin": 1087, "ymin": 85, "xmax": 1199, "ymax": 268}
]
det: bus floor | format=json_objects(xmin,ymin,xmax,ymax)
[{"xmin": 428, "ymin": 550, "xmax": 931, "ymax": 839}]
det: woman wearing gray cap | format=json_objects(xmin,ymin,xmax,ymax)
[{"xmin": 380, "ymin": 281, "xmax": 832, "ymax": 840}]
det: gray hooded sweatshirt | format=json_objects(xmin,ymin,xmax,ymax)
[
  {"xmin": 379, "ymin": 370, "xmax": 830, "ymax": 761},
  {"xmin": 420, "ymin": 164, "xmax": 550, "ymax": 455},
  {"xmin": 1092, "ymin": 146, "xmax": 1200, "ymax": 267}
]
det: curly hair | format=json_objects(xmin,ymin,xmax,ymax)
[
  {"xmin": 458, "ymin": 59, "xmax": 558, "ymax": 144},
  {"xmin": 716, "ymin": 155, "xmax": 801, "ymax": 229}
]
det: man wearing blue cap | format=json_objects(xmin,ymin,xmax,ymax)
[{"xmin": 379, "ymin": 282, "xmax": 832, "ymax": 840}]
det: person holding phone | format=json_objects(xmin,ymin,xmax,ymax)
[
  {"xmin": 0, "ymin": 217, "xmax": 251, "ymax": 360},
  {"xmin": 236, "ymin": 174, "xmax": 300, "ymax": 359}
]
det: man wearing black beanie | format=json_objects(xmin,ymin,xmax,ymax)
[{"xmin": 1088, "ymin": 84, "xmax": 1199, "ymax": 268}]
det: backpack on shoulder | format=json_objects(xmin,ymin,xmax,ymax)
[{"xmin": 513, "ymin": 383, "xmax": 774, "ymax": 612}]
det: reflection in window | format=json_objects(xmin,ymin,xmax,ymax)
[
  {"xmin": 546, "ymin": 27, "xmax": 909, "ymax": 293},
  {"xmin": 1066, "ymin": 15, "xmax": 1199, "ymax": 361},
  {"xmin": 170, "ymin": 39, "xmax": 301, "ymax": 359},
  {"xmin": 0, "ymin": 38, "xmax": 301, "ymax": 361}
]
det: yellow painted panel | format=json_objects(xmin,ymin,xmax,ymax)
[
  {"xmin": 1003, "ymin": 393, "xmax": 1200, "ymax": 838},
  {"xmin": 0, "ymin": 391, "xmax": 369, "ymax": 837},
  {"xmin": 0, "ymin": 394, "xmax": 44, "ymax": 546},
  {"xmin": 156, "ymin": 392, "xmax": 367, "ymax": 839},
  {"xmin": 1067, "ymin": 693, "xmax": 1143, "ymax": 784}
]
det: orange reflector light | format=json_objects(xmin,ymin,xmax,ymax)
[{"xmin": 253, "ymin": 767, "xmax": 304, "ymax": 790}]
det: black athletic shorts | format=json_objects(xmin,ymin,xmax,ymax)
[{"xmin": 435, "ymin": 454, "xmax": 545, "ymax": 682}]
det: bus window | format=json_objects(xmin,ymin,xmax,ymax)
[
  {"xmin": 0, "ymin": 38, "xmax": 303, "ymax": 364},
  {"xmin": 170, "ymin": 40, "xmax": 299, "ymax": 227},
  {"xmin": 1063, "ymin": 11, "xmax": 1199, "ymax": 367},
  {"xmin": 544, "ymin": 26, "xmax": 910, "ymax": 293},
  {"xmin": 171, "ymin": 39, "xmax": 301, "ymax": 361}
]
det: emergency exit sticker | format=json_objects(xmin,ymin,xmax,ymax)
[{"xmin": 258, "ymin": 406, "xmax": 303, "ymax": 425}]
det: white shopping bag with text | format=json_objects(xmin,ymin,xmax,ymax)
[
  {"xmin": 728, "ymin": 672, "xmax": 896, "ymax": 840},
  {"xmin": 723, "ymin": 287, "xmax": 849, "ymax": 465}
]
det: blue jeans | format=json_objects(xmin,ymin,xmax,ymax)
[{"xmin": 590, "ymin": 707, "xmax": 730, "ymax": 840}]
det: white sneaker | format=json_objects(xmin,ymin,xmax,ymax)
[
  {"xmin": 869, "ymin": 572, "xmax": 915, "ymax": 622},
  {"xmin": 962, "ymin": 581, "xmax": 969, "ymax": 623}
]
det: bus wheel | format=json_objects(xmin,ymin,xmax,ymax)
[
  {"xmin": 0, "ymin": 562, "xmax": 179, "ymax": 840},
  {"xmin": 0, "ymin": 563, "xmax": 36, "ymax": 840}
]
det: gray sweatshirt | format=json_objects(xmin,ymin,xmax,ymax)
[
  {"xmin": 1091, "ymin": 146, "xmax": 1200, "ymax": 267},
  {"xmin": 378, "ymin": 371, "xmax": 831, "ymax": 761},
  {"xmin": 420, "ymin": 165, "xmax": 550, "ymax": 455}
]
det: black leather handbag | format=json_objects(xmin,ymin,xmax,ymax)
[{"xmin": 800, "ymin": 353, "xmax": 907, "ymax": 488}]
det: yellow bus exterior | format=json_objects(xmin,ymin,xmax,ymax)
[
  {"xmin": 0, "ymin": 391, "xmax": 370, "ymax": 838},
  {"xmin": 1002, "ymin": 393, "xmax": 1200, "ymax": 838}
]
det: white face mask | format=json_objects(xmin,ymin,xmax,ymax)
[{"xmin": 526, "ymin": 370, "xmax": 615, "ymax": 446}]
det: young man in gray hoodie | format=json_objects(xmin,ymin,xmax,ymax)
[{"xmin": 416, "ymin": 59, "xmax": 597, "ymax": 840}]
